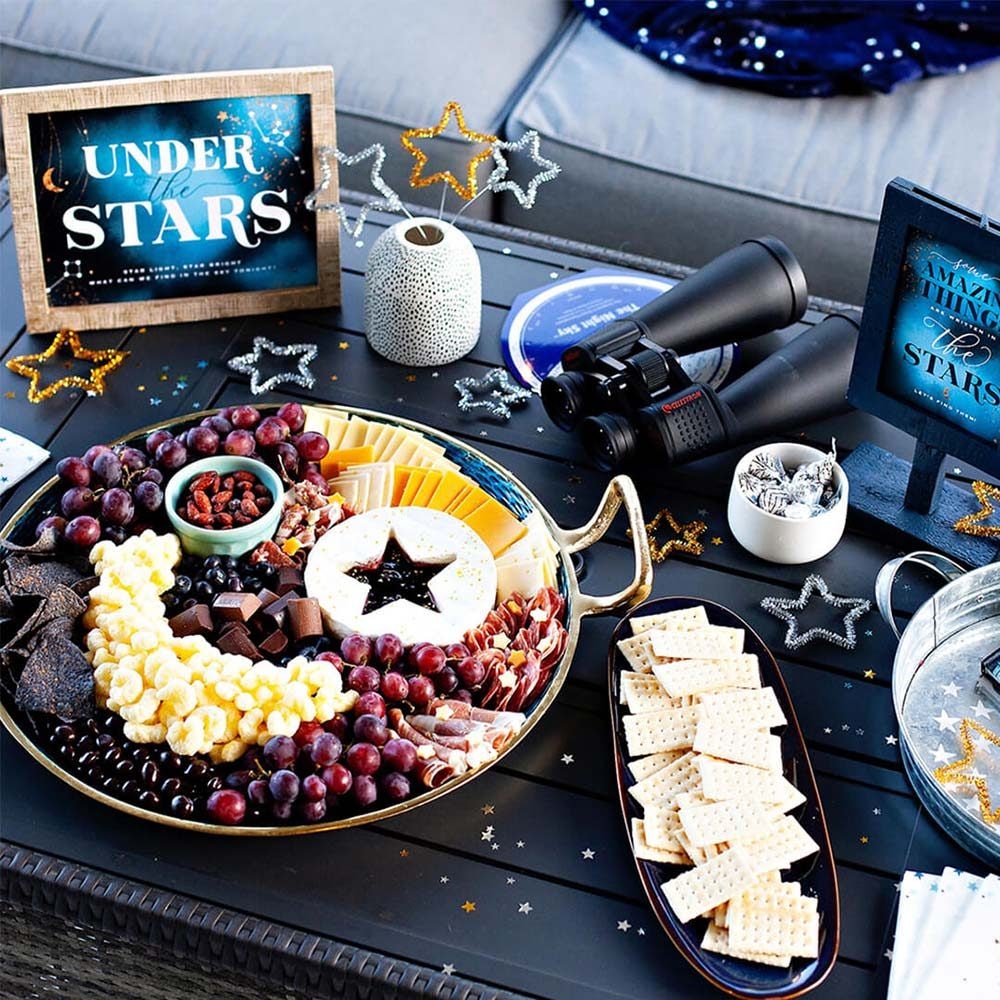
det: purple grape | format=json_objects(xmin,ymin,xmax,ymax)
[
  {"xmin": 269, "ymin": 769, "xmax": 300, "ymax": 803},
  {"xmin": 206, "ymin": 789, "xmax": 246, "ymax": 825},
  {"xmin": 274, "ymin": 442, "xmax": 301, "ymax": 480},
  {"xmin": 380, "ymin": 672, "xmax": 409, "ymax": 703},
  {"xmin": 255, "ymin": 416, "xmax": 290, "ymax": 448},
  {"xmin": 375, "ymin": 633, "xmax": 404, "ymax": 668},
  {"xmin": 64, "ymin": 516, "xmax": 101, "ymax": 547},
  {"xmin": 133, "ymin": 480, "xmax": 163, "ymax": 514},
  {"xmin": 91, "ymin": 451, "xmax": 122, "ymax": 487},
  {"xmin": 137, "ymin": 468, "xmax": 164, "ymax": 485},
  {"xmin": 352, "ymin": 774, "xmax": 378, "ymax": 807},
  {"xmin": 100, "ymin": 487, "xmax": 134, "ymax": 526},
  {"xmin": 262, "ymin": 735, "xmax": 297, "ymax": 770},
  {"xmin": 295, "ymin": 431, "xmax": 330, "ymax": 462},
  {"xmin": 310, "ymin": 733, "xmax": 342, "ymax": 767},
  {"xmin": 225, "ymin": 769, "xmax": 253, "ymax": 790},
  {"xmin": 118, "ymin": 446, "xmax": 148, "ymax": 474},
  {"xmin": 407, "ymin": 675, "xmax": 435, "ymax": 707},
  {"xmin": 230, "ymin": 405, "xmax": 260, "ymax": 429},
  {"xmin": 155, "ymin": 438, "xmax": 188, "ymax": 472},
  {"xmin": 206, "ymin": 415, "xmax": 232, "ymax": 437},
  {"xmin": 355, "ymin": 691, "xmax": 386, "ymax": 719},
  {"xmin": 271, "ymin": 800, "xmax": 294, "ymax": 821},
  {"xmin": 381, "ymin": 771, "xmax": 411, "ymax": 802},
  {"xmin": 381, "ymin": 738, "xmax": 417, "ymax": 773},
  {"xmin": 186, "ymin": 425, "xmax": 219, "ymax": 456},
  {"xmin": 353, "ymin": 714, "xmax": 389, "ymax": 747},
  {"xmin": 321, "ymin": 763, "xmax": 352, "ymax": 795},
  {"xmin": 452, "ymin": 689, "xmax": 473, "ymax": 705},
  {"xmin": 60, "ymin": 486, "xmax": 95, "ymax": 518},
  {"xmin": 247, "ymin": 778, "xmax": 271, "ymax": 805},
  {"xmin": 456, "ymin": 656, "xmax": 486, "ymax": 688},
  {"xmin": 83, "ymin": 444, "xmax": 113, "ymax": 468},
  {"xmin": 101, "ymin": 525, "xmax": 127, "ymax": 545},
  {"xmin": 434, "ymin": 666, "xmax": 460, "ymax": 696},
  {"xmin": 35, "ymin": 515, "xmax": 66, "ymax": 540},
  {"xmin": 223, "ymin": 429, "xmax": 255, "ymax": 457},
  {"xmin": 299, "ymin": 799, "xmax": 327, "ymax": 822},
  {"xmin": 346, "ymin": 742, "xmax": 381, "ymax": 775},
  {"xmin": 347, "ymin": 665, "xmax": 380, "ymax": 694},
  {"xmin": 341, "ymin": 634, "xmax": 373, "ymax": 666},
  {"xmin": 145, "ymin": 430, "xmax": 172, "ymax": 456},
  {"xmin": 301, "ymin": 774, "xmax": 327, "ymax": 802},
  {"xmin": 302, "ymin": 469, "xmax": 328, "ymax": 490},
  {"xmin": 276, "ymin": 402, "xmax": 306, "ymax": 432},
  {"xmin": 324, "ymin": 714, "xmax": 351, "ymax": 740},
  {"xmin": 57, "ymin": 456, "xmax": 91, "ymax": 487}
]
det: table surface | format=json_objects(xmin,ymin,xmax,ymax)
[{"xmin": 0, "ymin": 189, "xmax": 989, "ymax": 1000}]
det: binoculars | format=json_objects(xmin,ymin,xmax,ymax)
[{"xmin": 540, "ymin": 237, "xmax": 859, "ymax": 470}]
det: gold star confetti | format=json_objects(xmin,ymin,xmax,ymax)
[
  {"xmin": 159, "ymin": 373, "xmax": 169, "ymax": 381},
  {"xmin": 461, "ymin": 900, "xmax": 476, "ymax": 913},
  {"xmin": 405, "ymin": 373, "xmax": 417, "ymax": 383},
  {"xmin": 859, "ymin": 835, "xmax": 869, "ymax": 844},
  {"xmin": 482, "ymin": 804, "xmax": 495, "ymax": 815},
  {"xmin": 4, "ymin": 391, "xmax": 16, "ymax": 400},
  {"xmin": 138, "ymin": 327, "xmax": 147, "ymax": 334},
  {"xmin": 934, "ymin": 718, "xmax": 1000, "ymax": 825},
  {"xmin": 338, "ymin": 341, "xmax": 349, "ymax": 350},
  {"xmin": 627, "ymin": 508, "xmax": 707, "ymax": 562},
  {"xmin": 710, "ymin": 536, "xmax": 724, "ymax": 546},
  {"xmin": 864, "ymin": 669, "xmax": 876, "ymax": 679},
  {"xmin": 5, "ymin": 329, "xmax": 129, "ymax": 404},
  {"xmin": 329, "ymin": 374, "xmax": 339, "ymax": 382},
  {"xmin": 400, "ymin": 101, "xmax": 498, "ymax": 201},
  {"xmin": 954, "ymin": 480, "xmax": 1000, "ymax": 539},
  {"xmin": 217, "ymin": 111, "xmax": 228, "ymax": 122},
  {"xmin": 399, "ymin": 849, "xmax": 409, "ymax": 858}
]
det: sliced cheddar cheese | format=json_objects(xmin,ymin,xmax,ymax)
[
  {"xmin": 452, "ymin": 489, "xmax": 490, "ymax": 521},
  {"xmin": 320, "ymin": 445, "xmax": 375, "ymax": 478},
  {"xmin": 399, "ymin": 469, "xmax": 429, "ymax": 506},
  {"xmin": 412, "ymin": 470, "xmax": 443, "ymax": 507},
  {"xmin": 392, "ymin": 465, "xmax": 421, "ymax": 506},
  {"xmin": 463, "ymin": 497, "xmax": 528, "ymax": 556},
  {"xmin": 427, "ymin": 470, "xmax": 470, "ymax": 511}
]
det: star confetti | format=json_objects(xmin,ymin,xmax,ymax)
[
  {"xmin": 227, "ymin": 336, "xmax": 317, "ymax": 395},
  {"xmin": 486, "ymin": 130, "xmax": 561, "ymax": 210},
  {"xmin": 401, "ymin": 101, "xmax": 497, "ymax": 201},
  {"xmin": 454, "ymin": 368, "xmax": 532, "ymax": 421},
  {"xmin": 760, "ymin": 574, "xmax": 871, "ymax": 650},
  {"xmin": 441, "ymin": 963, "xmax": 456, "ymax": 976},
  {"xmin": 461, "ymin": 900, "xmax": 477, "ymax": 913},
  {"xmin": 934, "ymin": 718, "xmax": 1000, "ymax": 824},
  {"xmin": 5, "ymin": 329, "xmax": 129, "ymax": 404},
  {"xmin": 518, "ymin": 901, "xmax": 533, "ymax": 915},
  {"xmin": 305, "ymin": 143, "xmax": 404, "ymax": 239},
  {"xmin": 953, "ymin": 480, "xmax": 1000, "ymax": 538},
  {"xmin": 627, "ymin": 508, "xmax": 707, "ymax": 563}
]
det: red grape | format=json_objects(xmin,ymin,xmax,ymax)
[
  {"xmin": 271, "ymin": 800, "xmax": 294, "ymax": 821},
  {"xmin": 341, "ymin": 634, "xmax": 373, "ymax": 666},
  {"xmin": 91, "ymin": 451, "xmax": 122, "ymax": 487},
  {"xmin": 353, "ymin": 715, "xmax": 388, "ymax": 748},
  {"xmin": 255, "ymin": 416, "xmax": 290, "ymax": 448},
  {"xmin": 101, "ymin": 525, "xmax": 127, "ymax": 544},
  {"xmin": 301, "ymin": 774, "xmax": 327, "ymax": 802},
  {"xmin": 380, "ymin": 671, "xmax": 409, "ymax": 703},
  {"xmin": 247, "ymin": 778, "xmax": 270, "ymax": 805},
  {"xmin": 186, "ymin": 425, "xmax": 219, "ymax": 456},
  {"xmin": 434, "ymin": 666, "xmax": 460, "ymax": 695},
  {"xmin": 414, "ymin": 644, "xmax": 446, "ymax": 676},
  {"xmin": 302, "ymin": 469, "xmax": 328, "ymax": 490},
  {"xmin": 456, "ymin": 656, "xmax": 486, "ymax": 688},
  {"xmin": 321, "ymin": 762, "xmax": 352, "ymax": 795},
  {"xmin": 230, "ymin": 405, "xmax": 260, "ymax": 429},
  {"xmin": 375, "ymin": 633, "xmax": 404, "ymax": 668},
  {"xmin": 407, "ymin": 675, "xmax": 435, "ymax": 707},
  {"xmin": 207, "ymin": 415, "xmax": 232, "ymax": 436},
  {"xmin": 274, "ymin": 442, "xmax": 301, "ymax": 480},
  {"xmin": 356, "ymin": 691, "xmax": 387, "ymax": 719},
  {"xmin": 118, "ymin": 446, "xmax": 148, "ymax": 473},
  {"xmin": 133, "ymin": 480, "xmax": 163, "ymax": 514},
  {"xmin": 64, "ymin": 516, "xmax": 101, "ymax": 547},
  {"xmin": 315, "ymin": 650, "xmax": 343, "ymax": 671},
  {"xmin": 269, "ymin": 769, "xmax": 300, "ymax": 802},
  {"xmin": 323, "ymin": 714, "xmax": 351, "ymax": 740},
  {"xmin": 347, "ymin": 742, "xmax": 381, "ymax": 776},
  {"xmin": 276, "ymin": 402, "xmax": 306, "ymax": 432},
  {"xmin": 137, "ymin": 468, "xmax": 164, "ymax": 485},
  {"xmin": 352, "ymin": 774, "xmax": 378, "ymax": 807},
  {"xmin": 35, "ymin": 515, "xmax": 66, "ymax": 540},
  {"xmin": 293, "ymin": 721, "xmax": 324, "ymax": 749},
  {"xmin": 223, "ymin": 429, "xmax": 255, "ymax": 457},
  {"xmin": 155, "ymin": 438, "xmax": 187, "ymax": 471},
  {"xmin": 263, "ymin": 735, "xmax": 297, "ymax": 770},
  {"xmin": 206, "ymin": 789, "xmax": 246, "ymax": 825},
  {"xmin": 145, "ymin": 430, "xmax": 172, "ymax": 455},
  {"xmin": 407, "ymin": 642, "xmax": 430, "ymax": 669},
  {"xmin": 444, "ymin": 642, "xmax": 470, "ymax": 660},
  {"xmin": 57, "ymin": 457, "xmax": 91, "ymax": 487},
  {"xmin": 300, "ymin": 799, "xmax": 327, "ymax": 822},
  {"xmin": 347, "ymin": 664, "xmax": 380, "ymax": 694},
  {"xmin": 295, "ymin": 431, "xmax": 330, "ymax": 462},
  {"xmin": 60, "ymin": 486, "xmax": 95, "ymax": 518},
  {"xmin": 100, "ymin": 488, "xmax": 134, "ymax": 526},
  {"xmin": 381, "ymin": 738, "xmax": 417, "ymax": 773},
  {"xmin": 311, "ymin": 732, "xmax": 342, "ymax": 766},
  {"xmin": 452, "ymin": 689, "xmax": 473, "ymax": 705},
  {"xmin": 83, "ymin": 444, "xmax": 113, "ymax": 468},
  {"xmin": 381, "ymin": 771, "xmax": 411, "ymax": 802}
]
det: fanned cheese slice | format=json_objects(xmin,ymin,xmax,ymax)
[
  {"xmin": 320, "ymin": 445, "xmax": 374, "ymax": 478},
  {"xmin": 464, "ymin": 497, "xmax": 528, "ymax": 556},
  {"xmin": 413, "ymin": 471, "xmax": 443, "ymax": 507}
]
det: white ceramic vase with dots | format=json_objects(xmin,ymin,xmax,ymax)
[{"xmin": 364, "ymin": 217, "xmax": 481, "ymax": 366}]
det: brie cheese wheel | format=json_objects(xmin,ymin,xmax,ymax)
[{"xmin": 304, "ymin": 507, "xmax": 497, "ymax": 646}]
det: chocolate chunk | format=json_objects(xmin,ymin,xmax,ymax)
[
  {"xmin": 275, "ymin": 566, "xmax": 304, "ymax": 595},
  {"xmin": 15, "ymin": 634, "xmax": 95, "ymax": 718},
  {"xmin": 168, "ymin": 604, "xmax": 214, "ymax": 638},
  {"xmin": 259, "ymin": 591, "xmax": 298, "ymax": 627},
  {"xmin": 258, "ymin": 629, "xmax": 289, "ymax": 656},
  {"xmin": 256, "ymin": 587, "xmax": 280, "ymax": 608},
  {"xmin": 216, "ymin": 627, "xmax": 260, "ymax": 659},
  {"xmin": 287, "ymin": 597, "xmax": 323, "ymax": 640},
  {"xmin": 218, "ymin": 620, "xmax": 250, "ymax": 637},
  {"xmin": 212, "ymin": 591, "xmax": 262, "ymax": 623}
]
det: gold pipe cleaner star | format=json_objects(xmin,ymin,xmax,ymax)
[
  {"xmin": 933, "ymin": 717, "xmax": 1000, "ymax": 826},
  {"xmin": 953, "ymin": 480, "xmax": 1000, "ymax": 538},
  {"xmin": 627, "ymin": 508, "xmax": 707, "ymax": 563},
  {"xmin": 5, "ymin": 329, "xmax": 130, "ymax": 404},
  {"xmin": 400, "ymin": 101, "xmax": 498, "ymax": 201}
]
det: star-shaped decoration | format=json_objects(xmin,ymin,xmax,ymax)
[
  {"xmin": 563, "ymin": 494, "xmax": 576, "ymax": 505},
  {"xmin": 399, "ymin": 849, "xmax": 409, "ymax": 858},
  {"xmin": 931, "ymin": 742, "xmax": 956, "ymax": 764},
  {"xmin": 305, "ymin": 143, "xmax": 404, "ymax": 239},
  {"xmin": 823, "ymin": 727, "xmax": 832, "ymax": 734},
  {"xmin": 4, "ymin": 391, "xmax": 15, "ymax": 399},
  {"xmin": 405, "ymin": 374, "xmax": 417, "ymax": 383},
  {"xmin": 885, "ymin": 734, "xmax": 898, "ymax": 745},
  {"xmin": 710, "ymin": 536, "xmax": 724, "ymax": 546},
  {"xmin": 149, "ymin": 397, "xmax": 162, "ymax": 407},
  {"xmin": 516, "ymin": 840, "xmax": 525, "ymax": 848},
  {"xmin": 196, "ymin": 359, "xmax": 208, "ymax": 369},
  {"xmin": 935, "ymin": 708, "xmax": 960, "ymax": 732},
  {"xmin": 841, "ymin": 723, "xmax": 850, "ymax": 732},
  {"xmin": 581, "ymin": 848, "xmax": 596, "ymax": 860},
  {"xmin": 461, "ymin": 900, "xmax": 476, "ymax": 913},
  {"xmin": 481, "ymin": 826, "xmax": 494, "ymax": 842},
  {"xmin": 859, "ymin": 835, "xmax": 869, "ymax": 844},
  {"xmin": 441, "ymin": 963, "xmax": 456, "ymax": 976},
  {"xmin": 454, "ymin": 369, "xmax": 532, "ymax": 421},
  {"xmin": 490, "ymin": 842, "xmax": 500, "ymax": 851},
  {"xmin": 628, "ymin": 508, "xmax": 707, "ymax": 563},
  {"xmin": 5, "ymin": 329, "xmax": 130, "ymax": 403},
  {"xmin": 863, "ymin": 669, "xmax": 876, "ymax": 679},
  {"xmin": 518, "ymin": 901, "xmax": 533, "ymax": 915},
  {"xmin": 941, "ymin": 681, "xmax": 961, "ymax": 698},
  {"xmin": 561, "ymin": 754, "xmax": 574, "ymax": 765},
  {"xmin": 330, "ymin": 374, "xmax": 339, "ymax": 382},
  {"xmin": 873, "ymin": 808, "xmax": 881, "ymax": 815},
  {"xmin": 506, "ymin": 877, "xmax": 517, "ymax": 885},
  {"xmin": 347, "ymin": 537, "xmax": 452, "ymax": 614},
  {"xmin": 338, "ymin": 341, "xmax": 349, "ymax": 350},
  {"xmin": 440, "ymin": 876, "xmax": 450, "ymax": 884},
  {"xmin": 973, "ymin": 700, "xmax": 994, "ymax": 719},
  {"xmin": 227, "ymin": 336, "xmax": 317, "ymax": 395},
  {"xmin": 954, "ymin": 480, "xmax": 1000, "ymax": 538},
  {"xmin": 617, "ymin": 920, "xmax": 631, "ymax": 933},
  {"xmin": 482, "ymin": 804, "xmax": 495, "ymax": 815},
  {"xmin": 760, "ymin": 574, "xmax": 871, "ymax": 651},
  {"xmin": 486, "ymin": 130, "xmax": 561, "ymax": 209},
  {"xmin": 401, "ymin": 101, "xmax": 498, "ymax": 201},
  {"xmin": 885, "ymin": 949, "xmax": 894, "ymax": 961}
]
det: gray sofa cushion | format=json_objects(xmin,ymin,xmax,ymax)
[
  {"xmin": 503, "ymin": 17, "xmax": 1000, "ymax": 301},
  {"xmin": 0, "ymin": 0, "xmax": 569, "ymax": 218}
]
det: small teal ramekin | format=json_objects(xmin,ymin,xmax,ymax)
[{"xmin": 164, "ymin": 456, "xmax": 284, "ymax": 558}]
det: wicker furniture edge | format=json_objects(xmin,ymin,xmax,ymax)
[{"xmin": 1, "ymin": 841, "xmax": 527, "ymax": 1000}]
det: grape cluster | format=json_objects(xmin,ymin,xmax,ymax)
[{"xmin": 43, "ymin": 401, "xmax": 331, "ymax": 549}]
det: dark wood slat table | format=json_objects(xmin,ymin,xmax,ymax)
[{"xmin": 0, "ymin": 186, "xmax": 988, "ymax": 1000}]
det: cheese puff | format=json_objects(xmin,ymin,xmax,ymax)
[
  {"xmin": 266, "ymin": 708, "xmax": 300, "ymax": 738},
  {"xmin": 315, "ymin": 688, "xmax": 357, "ymax": 720},
  {"xmin": 123, "ymin": 721, "xmax": 167, "ymax": 744},
  {"xmin": 233, "ymin": 692, "xmax": 257, "ymax": 713},
  {"xmin": 119, "ymin": 689, "xmax": 161, "ymax": 725},
  {"xmin": 191, "ymin": 705, "xmax": 227, "ymax": 743},
  {"xmin": 237, "ymin": 708, "xmax": 265, "ymax": 743},
  {"xmin": 89, "ymin": 539, "xmax": 114, "ymax": 567},
  {"xmin": 167, "ymin": 718, "xmax": 208, "ymax": 757},
  {"xmin": 109, "ymin": 667, "xmax": 143, "ymax": 706},
  {"xmin": 85, "ymin": 629, "xmax": 109, "ymax": 653},
  {"xmin": 285, "ymin": 694, "xmax": 316, "ymax": 723},
  {"xmin": 93, "ymin": 662, "xmax": 115, "ymax": 693},
  {"xmin": 130, "ymin": 629, "xmax": 160, "ymax": 652},
  {"xmin": 216, "ymin": 739, "xmax": 249, "ymax": 764},
  {"xmin": 157, "ymin": 679, "xmax": 198, "ymax": 717},
  {"xmin": 91, "ymin": 647, "xmax": 113, "ymax": 667},
  {"xmin": 211, "ymin": 680, "xmax": 238, "ymax": 703}
]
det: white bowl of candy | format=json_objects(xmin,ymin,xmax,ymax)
[{"xmin": 727, "ymin": 442, "xmax": 848, "ymax": 564}]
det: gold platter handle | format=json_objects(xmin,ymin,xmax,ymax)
[{"xmin": 556, "ymin": 474, "xmax": 652, "ymax": 618}]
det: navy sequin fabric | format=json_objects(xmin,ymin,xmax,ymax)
[{"xmin": 576, "ymin": 0, "xmax": 1000, "ymax": 97}]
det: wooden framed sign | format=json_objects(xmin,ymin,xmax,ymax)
[{"xmin": 0, "ymin": 67, "xmax": 339, "ymax": 332}]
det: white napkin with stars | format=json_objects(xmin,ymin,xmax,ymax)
[{"xmin": 0, "ymin": 427, "xmax": 49, "ymax": 495}]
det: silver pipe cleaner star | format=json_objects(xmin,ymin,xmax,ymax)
[
  {"xmin": 487, "ymin": 130, "xmax": 561, "ymax": 210},
  {"xmin": 454, "ymin": 369, "xmax": 533, "ymax": 421},
  {"xmin": 760, "ymin": 574, "xmax": 872, "ymax": 651},
  {"xmin": 304, "ymin": 143, "xmax": 403, "ymax": 239},
  {"xmin": 227, "ymin": 337, "xmax": 318, "ymax": 396}
]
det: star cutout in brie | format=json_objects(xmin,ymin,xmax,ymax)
[
  {"xmin": 305, "ymin": 143, "xmax": 403, "ymax": 239},
  {"xmin": 760, "ymin": 574, "xmax": 871, "ymax": 651},
  {"xmin": 935, "ymin": 708, "xmax": 960, "ymax": 732},
  {"xmin": 348, "ymin": 537, "xmax": 453, "ymax": 614},
  {"xmin": 226, "ymin": 336, "xmax": 317, "ymax": 395},
  {"xmin": 487, "ymin": 130, "xmax": 561, "ymax": 209},
  {"xmin": 454, "ymin": 368, "xmax": 532, "ymax": 421}
]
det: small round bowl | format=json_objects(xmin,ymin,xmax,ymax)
[
  {"xmin": 164, "ymin": 456, "xmax": 284, "ymax": 558},
  {"xmin": 727, "ymin": 443, "xmax": 848, "ymax": 565}
]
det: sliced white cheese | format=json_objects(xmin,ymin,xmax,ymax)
[{"xmin": 497, "ymin": 558, "xmax": 546, "ymax": 601}]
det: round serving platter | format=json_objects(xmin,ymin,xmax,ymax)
[{"xmin": 0, "ymin": 404, "xmax": 652, "ymax": 835}]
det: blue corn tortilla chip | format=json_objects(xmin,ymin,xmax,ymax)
[{"xmin": 15, "ymin": 633, "xmax": 95, "ymax": 718}]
